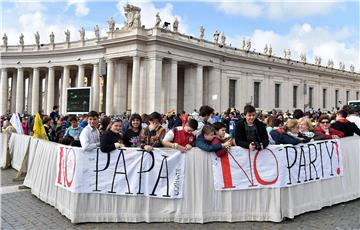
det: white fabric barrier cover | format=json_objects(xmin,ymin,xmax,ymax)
[
  {"xmin": 0, "ymin": 133, "xmax": 8, "ymax": 168},
  {"xmin": 8, "ymin": 133, "xmax": 31, "ymax": 171},
  {"xmin": 212, "ymin": 140, "xmax": 343, "ymax": 190},
  {"xmin": 56, "ymin": 146, "xmax": 185, "ymax": 198},
  {"xmin": 23, "ymin": 137, "xmax": 360, "ymax": 223}
]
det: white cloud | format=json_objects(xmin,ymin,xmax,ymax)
[
  {"xmin": 228, "ymin": 23, "xmax": 359, "ymax": 70},
  {"xmin": 116, "ymin": 0, "xmax": 189, "ymax": 34},
  {"xmin": 214, "ymin": 1, "xmax": 340, "ymax": 19},
  {"xmin": 67, "ymin": 0, "xmax": 90, "ymax": 17}
]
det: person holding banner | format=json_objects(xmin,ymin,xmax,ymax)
[
  {"xmin": 234, "ymin": 105, "xmax": 269, "ymax": 151},
  {"xmin": 211, "ymin": 122, "xmax": 231, "ymax": 157},
  {"xmin": 140, "ymin": 112, "xmax": 166, "ymax": 152},
  {"xmin": 162, "ymin": 119, "xmax": 198, "ymax": 152},
  {"xmin": 100, "ymin": 118, "xmax": 124, "ymax": 152},
  {"xmin": 79, "ymin": 111, "xmax": 100, "ymax": 151},
  {"xmin": 196, "ymin": 125, "xmax": 231, "ymax": 152}
]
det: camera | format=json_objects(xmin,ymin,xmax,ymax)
[{"xmin": 252, "ymin": 142, "xmax": 262, "ymax": 151}]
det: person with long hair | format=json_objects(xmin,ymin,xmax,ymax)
[
  {"xmin": 140, "ymin": 112, "xmax": 166, "ymax": 152},
  {"xmin": 100, "ymin": 118, "xmax": 124, "ymax": 152},
  {"xmin": 123, "ymin": 113, "xmax": 142, "ymax": 147}
]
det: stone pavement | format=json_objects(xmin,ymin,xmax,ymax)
[{"xmin": 1, "ymin": 168, "xmax": 359, "ymax": 229}]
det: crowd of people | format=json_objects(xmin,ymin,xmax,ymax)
[{"xmin": 1, "ymin": 103, "xmax": 360, "ymax": 154}]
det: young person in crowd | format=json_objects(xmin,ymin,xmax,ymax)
[
  {"xmin": 293, "ymin": 109, "xmax": 304, "ymax": 120},
  {"xmin": 21, "ymin": 117, "xmax": 29, "ymax": 135},
  {"xmin": 140, "ymin": 112, "xmax": 166, "ymax": 152},
  {"xmin": 162, "ymin": 119, "xmax": 198, "ymax": 152},
  {"xmin": 100, "ymin": 118, "xmax": 124, "ymax": 152},
  {"xmin": 285, "ymin": 119, "xmax": 311, "ymax": 143},
  {"xmin": 123, "ymin": 113, "xmax": 142, "ymax": 147},
  {"xmin": 79, "ymin": 111, "xmax": 100, "ymax": 151},
  {"xmin": 79, "ymin": 114, "xmax": 88, "ymax": 128},
  {"xmin": 235, "ymin": 105, "xmax": 269, "ymax": 151},
  {"xmin": 99, "ymin": 116, "xmax": 111, "ymax": 135},
  {"xmin": 195, "ymin": 105, "xmax": 215, "ymax": 135},
  {"xmin": 314, "ymin": 114, "xmax": 344, "ymax": 139},
  {"xmin": 49, "ymin": 105, "xmax": 60, "ymax": 128},
  {"xmin": 270, "ymin": 118, "xmax": 304, "ymax": 145},
  {"xmin": 43, "ymin": 116, "xmax": 55, "ymax": 141},
  {"xmin": 180, "ymin": 111, "xmax": 189, "ymax": 127},
  {"xmin": 196, "ymin": 125, "xmax": 231, "ymax": 152},
  {"xmin": 343, "ymin": 106, "xmax": 360, "ymax": 129},
  {"xmin": 211, "ymin": 122, "xmax": 231, "ymax": 157},
  {"xmin": 64, "ymin": 116, "xmax": 83, "ymax": 146},
  {"xmin": 330, "ymin": 110, "xmax": 360, "ymax": 137},
  {"xmin": 298, "ymin": 117, "xmax": 325, "ymax": 140}
]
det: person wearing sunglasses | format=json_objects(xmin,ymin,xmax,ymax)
[{"xmin": 314, "ymin": 114, "xmax": 344, "ymax": 140}]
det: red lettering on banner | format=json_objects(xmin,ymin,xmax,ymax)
[
  {"xmin": 57, "ymin": 147, "xmax": 64, "ymax": 185},
  {"xmin": 253, "ymin": 148, "xmax": 279, "ymax": 185},
  {"xmin": 220, "ymin": 153, "xmax": 233, "ymax": 188},
  {"xmin": 64, "ymin": 149, "xmax": 76, "ymax": 187},
  {"xmin": 228, "ymin": 152, "xmax": 256, "ymax": 187},
  {"xmin": 335, "ymin": 142, "xmax": 340, "ymax": 175}
]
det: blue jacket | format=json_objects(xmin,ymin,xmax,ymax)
[
  {"xmin": 270, "ymin": 129, "xmax": 300, "ymax": 145},
  {"xmin": 195, "ymin": 134, "xmax": 223, "ymax": 152}
]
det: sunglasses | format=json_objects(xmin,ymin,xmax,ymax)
[{"xmin": 320, "ymin": 121, "xmax": 330, "ymax": 124}]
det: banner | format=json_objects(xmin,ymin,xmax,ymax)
[
  {"xmin": 56, "ymin": 147, "xmax": 185, "ymax": 199},
  {"xmin": 212, "ymin": 140, "xmax": 343, "ymax": 190}
]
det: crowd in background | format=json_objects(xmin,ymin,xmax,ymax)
[{"xmin": 1, "ymin": 103, "xmax": 360, "ymax": 154}]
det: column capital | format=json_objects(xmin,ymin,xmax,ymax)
[{"xmin": 105, "ymin": 58, "xmax": 115, "ymax": 64}]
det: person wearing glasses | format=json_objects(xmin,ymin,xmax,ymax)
[
  {"xmin": 100, "ymin": 118, "xmax": 124, "ymax": 153},
  {"xmin": 314, "ymin": 115, "xmax": 344, "ymax": 139}
]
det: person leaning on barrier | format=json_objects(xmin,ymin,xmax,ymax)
[
  {"xmin": 298, "ymin": 117, "xmax": 325, "ymax": 141},
  {"xmin": 123, "ymin": 113, "xmax": 142, "ymax": 147},
  {"xmin": 100, "ymin": 118, "xmax": 124, "ymax": 153},
  {"xmin": 330, "ymin": 110, "xmax": 360, "ymax": 137},
  {"xmin": 211, "ymin": 122, "xmax": 232, "ymax": 157},
  {"xmin": 235, "ymin": 104, "xmax": 269, "ymax": 151},
  {"xmin": 140, "ymin": 112, "xmax": 166, "ymax": 152},
  {"xmin": 79, "ymin": 111, "xmax": 100, "ymax": 151},
  {"xmin": 162, "ymin": 119, "xmax": 198, "ymax": 152},
  {"xmin": 314, "ymin": 115, "xmax": 344, "ymax": 140},
  {"xmin": 195, "ymin": 125, "xmax": 231, "ymax": 152}
]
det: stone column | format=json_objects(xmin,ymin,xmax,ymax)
[
  {"xmin": 195, "ymin": 64, "xmax": 203, "ymax": 109},
  {"xmin": 147, "ymin": 56, "xmax": 162, "ymax": 113},
  {"xmin": 27, "ymin": 72, "xmax": 33, "ymax": 113},
  {"xmin": 46, "ymin": 66, "xmax": 55, "ymax": 114},
  {"xmin": 15, "ymin": 68, "xmax": 24, "ymax": 114},
  {"xmin": 91, "ymin": 63, "xmax": 99, "ymax": 111},
  {"xmin": 168, "ymin": 60, "xmax": 178, "ymax": 112},
  {"xmin": 115, "ymin": 61, "xmax": 128, "ymax": 113},
  {"xmin": 77, "ymin": 64, "xmax": 85, "ymax": 87},
  {"xmin": 61, "ymin": 66, "xmax": 70, "ymax": 114},
  {"xmin": 0, "ymin": 68, "xmax": 8, "ymax": 115},
  {"xmin": 208, "ymin": 67, "xmax": 221, "ymax": 112},
  {"xmin": 31, "ymin": 68, "xmax": 40, "ymax": 114},
  {"xmin": 105, "ymin": 59, "xmax": 114, "ymax": 115},
  {"xmin": 131, "ymin": 56, "xmax": 140, "ymax": 113}
]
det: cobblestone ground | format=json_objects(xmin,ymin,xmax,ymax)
[{"xmin": 1, "ymin": 168, "xmax": 359, "ymax": 229}]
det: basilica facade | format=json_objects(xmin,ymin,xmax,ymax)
[{"xmin": 1, "ymin": 5, "xmax": 359, "ymax": 116}]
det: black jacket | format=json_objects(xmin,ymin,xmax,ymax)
[
  {"xmin": 331, "ymin": 120, "xmax": 360, "ymax": 137},
  {"xmin": 235, "ymin": 118, "xmax": 269, "ymax": 149},
  {"xmin": 100, "ymin": 130, "xmax": 122, "ymax": 153}
]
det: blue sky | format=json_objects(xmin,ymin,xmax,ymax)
[{"xmin": 1, "ymin": 0, "xmax": 359, "ymax": 70}]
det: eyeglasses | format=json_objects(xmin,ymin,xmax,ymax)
[{"xmin": 320, "ymin": 121, "xmax": 330, "ymax": 124}]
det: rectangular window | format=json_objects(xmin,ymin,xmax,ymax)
[
  {"xmin": 229, "ymin": 80, "xmax": 236, "ymax": 108},
  {"xmin": 293, "ymin": 86, "xmax": 298, "ymax": 108},
  {"xmin": 335, "ymin": 89, "xmax": 339, "ymax": 108},
  {"xmin": 346, "ymin": 91, "xmax": 350, "ymax": 104},
  {"xmin": 275, "ymin": 84, "xmax": 280, "ymax": 108},
  {"xmin": 322, "ymin": 88, "xmax": 327, "ymax": 108},
  {"xmin": 309, "ymin": 87, "xmax": 313, "ymax": 108},
  {"xmin": 357, "ymin": 91, "xmax": 359, "ymax": 100},
  {"xmin": 254, "ymin": 82, "xmax": 260, "ymax": 108}
]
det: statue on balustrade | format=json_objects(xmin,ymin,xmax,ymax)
[
  {"xmin": 19, "ymin": 33, "xmax": 24, "ymax": 46},
  {"xmin": 123, "ymin": 4, "xmax": 141, "ymax": 29},
  {"xmin": 327, "ymin": 59, "xmax": 334, "ymax": 68},
  {"xmin": 35, "ymin": 31, "xmax": 40, "ymax": 47},
  {"xmin": 246, "ymin": 39, "xmax": 251, "ymax": 51},
  {"xmin": 107, "ymin": 17, "xmax": 115, "ymax": 32},
  {"xmin": 155, "ymin": 12, "xmax": 161, "ymax": 27},
  {"xmin": 268, "ymin": 44, "xmax": 272, "ymax": 56},
  {"xmin": 314, "ymin": 56, "xmax": 321, "ymax": 65},
  {"xmin": 94, "ymin": 25, "xmax": 100, "ymax": 40},
  {"xmin": 79, "ymin": 27, "xmax": 85, "ymax": 41},
  {"xmin": 350, "ymin": 64, "xmax": 355, "ymax": 72},
  {"xmin": 263, "ymin": 44, "xmax": 268, "ymax": 54},
  {"xmin": 199, "ymin": 25, "xmax": 205, "ymax": 40},
  {"xmin": 242, "ymin": 38, "xmax": 246, "ymax": 49},
  {"xmin": 283, "ymin": 48, "xmax": 291, "ymax": 59},
  {"xmin": 173, "ymin": 17, "xmax": 179, "ymax": 32},
  {"xmin": 220, "ymin": 32, "xmax": 226, "ymax": 46},
  {"xmin": 49, "ymin": 32, "xmax": 55, "ymax": 44},
  {"xmin": 213, "ymin": 30, "xmax": 220, "ymax": 43},
  {"xmin": 2, "ymin": 33, "xmax": 7, "ymax": 47},
  {"xmin": 300, "ymin": 53, "xmax": 306, "ymax": 62},
  {"xmin": 339, "ymin": 62, "xmax": 345, "ymax": 70},
  {"xmin": 65, "ymin": 29, "xmax": 70, "ymax": 43}
]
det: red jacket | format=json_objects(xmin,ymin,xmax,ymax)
[
  {"xmin": 314, "ymin": 126, "xmax": 344, "ymax": 139},
  {"xmin": 211, "ymin": 137, "xmax": 227, "ymax": 157}
]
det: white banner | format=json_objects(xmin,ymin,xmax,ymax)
[
  {"xmin": 212, "ymin": 140, "xmax": 343, "ymax": 190},
  {"xmin": 56, "ymin": 147, "xmax": 185, "ymax": 199}
]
